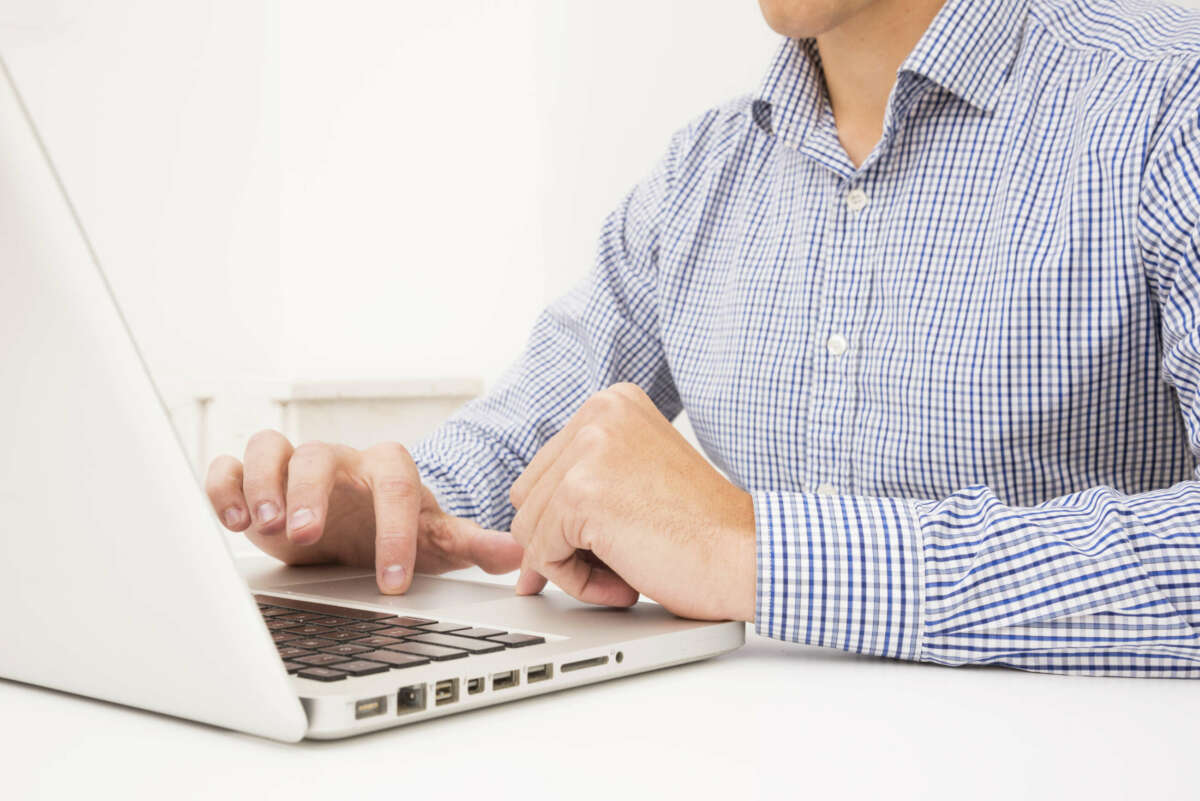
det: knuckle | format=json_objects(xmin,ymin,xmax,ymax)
[
  {"xmin": 560, "ymin": 470, "xmax": 598, "ymax": 508},
  {"xmin": 368, "ymin": 441, "xmax": 411, "ymax": 463},
  {"xmin": 423, "ymin": 514, "xmax": 457, "ymax": 555},
  {"xmin": 246, "ymin": 428, "xmax": 287, "ymax": 453},
  {"xmin": 373, "ymin": 475, "xmax": 419, "ymax": 502},
  {"xmin": 611, "ymin": 381, "xmax": 644, "ymax": 399},
  {"xmin": 285, "ymin": 478, "xmax": 322, "ymax": 499},
  {"xmin": 291, "ymin": 440, "xmax": 330, "ymax": 460},
  {"xmin": 582, "ymin": 390, "xmax": 618, "ymax": 417},
  {"xmin": 574, "ymin": 424, "xmax": 610, "ymax": 454},
  {"xmin": 289, "ymin": 441, "xmax": 333, "ymax": 473}
]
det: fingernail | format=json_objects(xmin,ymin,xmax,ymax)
[
  {"xmin": 255, "ymin": 501, "xmax": 279, "ymax": 524},
  {"xmin": 222, "ymin": 507, "xmax": 245, "ymax": 528},
  {"xmin": 290, "ymin": 507, "xmax": 315, "ymax": 531},
  {"xmin": 381, "ymin": 564, "xmax": 406, "ymax": 592}
]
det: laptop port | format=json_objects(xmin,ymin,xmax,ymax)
[
  {"xmin": 491, "ymin": 669, "xmax": 519, "ymax": 690},
  {"xmin": 467, "ymin": 677, "xmax": 484, "ymax": 695},
  {"xmin": 396, "ymin": 684, "xmax": 426, "ymax": 715},
  {"xmin": 435, "ymin": 678, "xmax": 459, "ymax": 706},
  {"xmin": 561, "ymin": 655, "xmax": 609, "ymax": 673},
  {"xmin": 527, "ymin": 663, "xmax": 553, "ymax": 683},
  {"xmin": 355, "ymin": 696, "xmax": 386, "ymax": 720}
]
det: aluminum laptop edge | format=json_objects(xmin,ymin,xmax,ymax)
[{"xmin": 0, "ymin": 54, "xmax": 745, "ymax": 741}]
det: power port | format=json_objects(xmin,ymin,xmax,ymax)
[
  {"xmin": 396, "ymin": 684, "xmax": 426, "ymax": 715},
  {"xmin": 435, "ymin": 678, "xmax": 459, "ymax": 706}
]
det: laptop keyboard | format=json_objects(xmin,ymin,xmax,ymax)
[{"xmin": 256, "ymin": 594, "xmax": 545, "ymax": 682}]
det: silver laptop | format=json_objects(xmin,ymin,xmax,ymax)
[{"xmin": 0, "ymin": 54, "xmax": 744, "ymax": 740}]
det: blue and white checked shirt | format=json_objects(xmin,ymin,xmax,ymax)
[{"xmin": 414, "ymin": 0, "xmax": 1200, "ymax": 677}]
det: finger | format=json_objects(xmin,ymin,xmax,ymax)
[
  {"xmin": 440, "ymin": 516, "xmax": 525, "ymax": 574},
  {"xmin": 523, "ymin": 477, "xmax": 639, "ymax": 607},
  {"xmin": 514, "ymin": 552, "xmax": 548, "ymax": 595},
  {"xmin": 362, "ymin": 442, "xmax": 422, "ymax": 595},
  {"xmin": 510, "ymin": 422, "xmax": 606, "ymax": 550},
  {"xmin": 205, "ymin": 454, "xmax": 250, "ymax": 531},
  {"xmin": 241, "ymin": 430, "xmax": 294, "ymax": 535},
  {"xmin": 509, "ymin": 424, "xmax": 573, "ymax": 509},
  {"xmin": 530, "ymin": 550, "xmax": 637, "ymax": 606},
  {"xmin": 283, "ymin": 442, "xmax": 338, "ymax": 546}
]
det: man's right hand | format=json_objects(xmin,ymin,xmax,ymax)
[{"xmin": 204, "ymin": 431, "xmax": 524, "ymax": 594}]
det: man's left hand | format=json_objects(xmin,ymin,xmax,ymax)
[{"xmin": 508, "ymin": 383, "xmax": 756, "ymax": 622}]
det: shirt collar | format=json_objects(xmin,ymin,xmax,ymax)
[
  {"xmin": 754, "ymin": 0, "xmax": 1028, "ymax": 146},
  {"xmin": 900, "ymin": 0, "xmax": 1029, "ymax": 113}
]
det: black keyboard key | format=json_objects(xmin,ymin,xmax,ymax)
[
  {"xmin": 334, "ymin": 660, "xmax": 391, "ymax": 677},
  {"xmin": 387, "ymin": 616, "xmax": 437, "ymax": 627},
  {"xmin": 265, "ymin": 619, "xmax": 302, "ymax": 631},
  {"xmin": 355, "ymin": 635, "xmax": 406, "ymax": 649},
  {"xmin": 276, "ymin": 646, "xmax": 317, "ymax": 659},
  {"xmin": 342, "ymin": 621, "xmax": 390, "ymax": 633},
  {"xmin": 253, "ymin": 595, "xmax": 398, "ymax": 620},
  {"xmin": 297, "ymin": 666, "xmax": 348, "ymax": 682},
  {"xmin": 283, "ymin": 661, "xmax": 305, "ymax": 674},
  {"xmin": 373, "ymin": 626, "xmax": 424, "ymax": 638},
  {"xmin": 286, "ymin": 624, "xmax": 333, "ymax": 637},
  {"xmin": 260, "ymin": 607, "xmax": 291, "ymax": 617},
  {"xmin": 271, "ymin": 631, "xmax": 301, "ymax": 644},
  {"xmin": 407, "ymin": 632, "xmax": 506, "ymax": 654},
  {"xmin": 413, "ymin": 621, "xmax": 471, "ymax": 634},
  {"xmin": 296, "ymin": 653, "xmax": 351, "ymax": 667},
  {"xmin": 321, "ymin": 643, "xmax": 374, "ymax": 657},
  {"xmin": 386, "ymin": 641, "xmax": 469, "ymax": 661},
  {"xmin": 288, "ymin": 637, "xmax": 339, "ymax": 650},
  {"xmin": 453, "ymin": 627, "xmax": 506, "ymax": 639},
  {"xmin": 306, "ymin": 616, "xmax": 347, "ymax": 627},
  {"xmin": 324, "ymin": 630, "xmax": 367, "ymax": 642},
  {"xmin": 487, "ymin": 633, "xmax": 546, "ymax": 648},
  {"xmin": 359, "ymin": 650, "xmax": 431, "ymax": 669}
]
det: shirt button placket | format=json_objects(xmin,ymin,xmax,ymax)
[{"xmin": 807, "ymin": 178, "xmax": 868, "ymax": 497}]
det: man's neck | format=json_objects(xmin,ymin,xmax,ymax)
[{"xmin": 816, "ymin": 0, "xmax": 946, "ymax": 168}]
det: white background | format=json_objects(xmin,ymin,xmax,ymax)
[{"xmin": 1, "ymin": 0, "xmax": 776, "ymax": 436}]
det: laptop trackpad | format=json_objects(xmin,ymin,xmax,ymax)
[{"xmin": 276, "ymin": 573, "xmax": 514, "ymax": 611}]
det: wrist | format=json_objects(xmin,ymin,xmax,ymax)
[{"xmin": 722, "ymin": 488, "xmax": 758, "ymax": 622}]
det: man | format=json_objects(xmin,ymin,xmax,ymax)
[{"xmin": 206, "ymin": 0, "xmax": 1200, "ymax": 677}]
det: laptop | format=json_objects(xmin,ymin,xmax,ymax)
[{"xmin": 0, "ymin": 53, "xmax": 744, "ymax": 741}]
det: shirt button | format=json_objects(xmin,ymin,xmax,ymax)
[
  {"xmin": 826, "ymin": 333, "xmax": 849, "ymax": 356},
  {"xmin": 845, "ymin": 188, "xmax": 869, "ymax": 211},
  {"xmin": 816, "ymin": 484, "xmax": 837, "ymax": 497}
]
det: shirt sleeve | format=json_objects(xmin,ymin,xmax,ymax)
[
  {"xmin": 410, "ymin": 130, "xmax": 686, "ymax": 531},
  {"xmin": 755, "ymin": 69, "xmax": 1200, "ymax": 678}
]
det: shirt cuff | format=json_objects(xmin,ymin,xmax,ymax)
[
  {"xmin": 753, "ymin": 490, "xmax": 925, "ymax": 662},
  {"xmin": 413, "ymin": 461, "xmax": 475, "ymax": 522}
]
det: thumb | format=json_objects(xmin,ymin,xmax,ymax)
[{"xmin": 443, "ymin": 515, "xmax": 526, "ymax": 574}]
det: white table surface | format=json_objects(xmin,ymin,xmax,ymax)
[{"xmin": 5, "ymin": 560, "xmax": 1199, "ymax": 801}]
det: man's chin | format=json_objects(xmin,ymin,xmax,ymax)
[{"xmin": 756, "ymin": 0, "xmax": 873, "ymax": 38}]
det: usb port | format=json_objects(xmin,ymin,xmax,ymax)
[
  {"xmin": 435, "ymin": 678, "xmax": 459, "ymax": 706},
  {"xmin": 467, "ymin": 677, "xmax": 484, "ymax": 695},
  {"xmin": 355, "ymin": 696, "xmax": 386, "ymax": 719},
  {"xmin": 491, "ymin": 669, "xmax": 519, "ymax": 690},
  {"xmin": 527, "ymin": 663, "xmax": 553, "ymax": 683}
]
